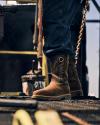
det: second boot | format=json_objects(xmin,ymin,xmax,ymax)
[{"xmin": 68, "ymin": 58, "xmax": 83, "ymax": 98}]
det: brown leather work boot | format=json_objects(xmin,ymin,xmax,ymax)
[
  {"xmin": 68, "ymin": 58, "xmax": 83, "ymax": 98},
  {"xmin": 32, "ymin": 54, "xmax": 71, "ymax": 100}
]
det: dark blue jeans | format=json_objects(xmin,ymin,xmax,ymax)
[{"xmin": 43, "ymin": 0, "xmax": 83, "ymax": 58}]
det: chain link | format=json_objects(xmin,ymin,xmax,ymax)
[{"xmin": 75, "ymin": 0, "xmax": 89, "ymax": 65}]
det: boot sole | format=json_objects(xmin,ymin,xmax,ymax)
[
  {"xmin": 32, "ymin": 94, "xmax": 71, "ymax": 101},
  {"xmin": 71, "ymin": 90, "xmax": 83, "ymax": 98}
]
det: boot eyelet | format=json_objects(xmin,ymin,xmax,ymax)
[{"xmin": 59, "ymin": 57, "xmax": 64, "ymax": 62}]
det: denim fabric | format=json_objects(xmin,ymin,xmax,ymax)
[{"xmin": 42, "ymin": 0, "xmax": 82, "ymax": 57}]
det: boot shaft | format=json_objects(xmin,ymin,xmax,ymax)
[
  {"xmin": 68, "ymin": 58, "xmax": 83, "ymax": 96},
  {"xmin": 49, "ymin": 54, "xmax": 69, "ymax": 84}
]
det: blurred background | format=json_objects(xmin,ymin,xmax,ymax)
[{"xmin": 0, "ymin": 0, "xmax": 100, "ymax": 98}]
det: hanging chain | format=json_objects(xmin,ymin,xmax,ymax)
[{"xmin": 75, "ymin": 0, "xmax": 89, "ymax": 65}]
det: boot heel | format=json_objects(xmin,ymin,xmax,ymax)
[{"xmin": 64, "ymin": 95, "xmax": 71, "ymax": 100}]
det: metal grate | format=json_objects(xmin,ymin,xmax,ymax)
[
  {"xmin": 38, "ymin": 100, "xmax": 100, "ymax": 111},
  {"xmin": 0, "ymin": 97, "xmax": 100, "ymax": 125}
]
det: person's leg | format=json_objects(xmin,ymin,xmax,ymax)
[
  {"xmin": 32, "ymin": 0, "xmax": 83, "ymax": 100},
  {"xmin": 43, "ymin": 0, "xmax": 82, "ymax": 56}
]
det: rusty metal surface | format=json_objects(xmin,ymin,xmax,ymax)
[
  {"xmin": 38, "ymin": 100, "xmax": 100, "ymax": 111},
  {"xmin": 37, "ymin": 99, "xmax": 100, "ymax": 125},
  {"xmin": 0, "ymin": 98, "xmax": 100, "ymax": 125},
  {"xmin": 0, "ymin": 98, "xmax": 99, "ymax": 112}
]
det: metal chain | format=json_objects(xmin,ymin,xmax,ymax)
[{"xmin": 75, "ymin": 0, "xmax": 89, "ymax": 65}]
